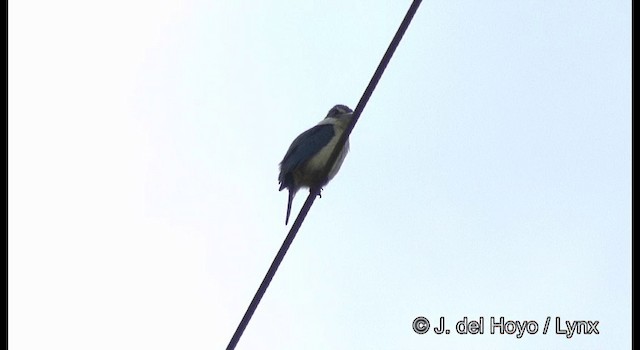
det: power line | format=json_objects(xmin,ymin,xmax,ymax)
[
  {"xmin": 226, "ymin": 1, "xmax": 422, "ymax": 348},
  {"xmin": 225, "ymin": 191, "xmax": 318, "ymax": 350}
]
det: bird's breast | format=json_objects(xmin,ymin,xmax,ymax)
[{"xmin": 294, "ymin": 131, "xmax": 349, "ymax": 187}]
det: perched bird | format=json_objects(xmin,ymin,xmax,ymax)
[{"xmin": 278, "ymin": 104, "xmax": 354, "ymax": 225}]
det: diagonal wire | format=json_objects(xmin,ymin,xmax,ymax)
[{"xmin": 226, "ymin": 1, "xmax": 422, "ymax": 349}]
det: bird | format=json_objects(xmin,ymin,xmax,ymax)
[{"xmin": 278, "ymin": 104, "xmax": 354, "ymax": 225}]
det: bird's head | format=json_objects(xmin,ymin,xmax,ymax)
[{"xmin": 325, "ymin": 104, "xmax": 353, "ymax": 119}]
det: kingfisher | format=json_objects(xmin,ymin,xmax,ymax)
[{"xmin": 278, "ymin": 104, "xmax": 353, "ymax": 225}]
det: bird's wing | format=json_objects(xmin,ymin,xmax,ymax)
[{"xmin": 279, "ymin": 124, "xmax": 335, "ymax": 183}]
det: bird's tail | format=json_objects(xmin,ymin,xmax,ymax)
[{"xmin": 285, "ymin": 190, "xmax": 295, "ymax": 225}]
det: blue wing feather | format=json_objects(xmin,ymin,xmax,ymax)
[{"xmin": 279, "ymin": 124, "xmax": 334, "ymax": 189}]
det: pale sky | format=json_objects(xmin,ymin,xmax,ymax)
[{"xmin": 9, "ymin": 1, "xmax": 631, "ymax": 349}]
